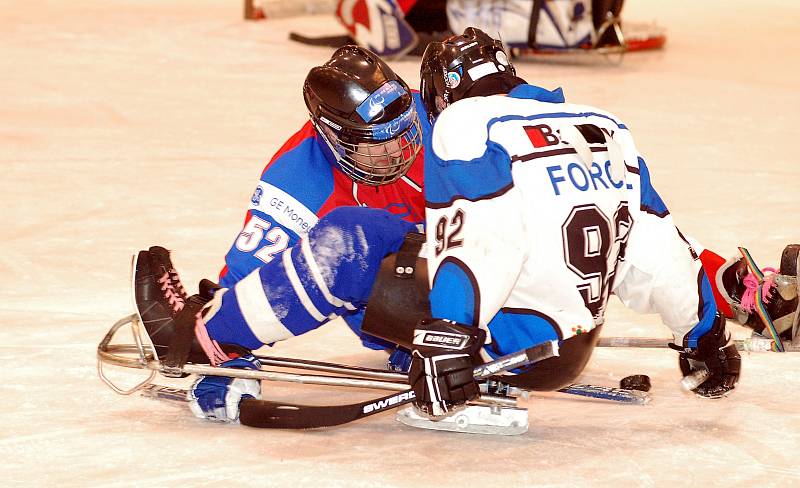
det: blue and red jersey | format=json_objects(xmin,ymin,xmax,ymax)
[{"xmin": 219, "ymin": 94, "xmax": 430, "ymax": 288}]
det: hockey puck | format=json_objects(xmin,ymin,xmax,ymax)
[{"xmin": 620, "ymin": 374, "xmax": 651, "ymax": 392}]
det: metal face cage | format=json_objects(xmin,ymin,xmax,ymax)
[{"xmin": 316, "ymin": 104, "xmax": 423, "ymax": 186}]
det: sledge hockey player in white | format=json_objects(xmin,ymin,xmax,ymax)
[{"xmin": 402, "ymin": 27, "xmax": 740, "ymax": 417}]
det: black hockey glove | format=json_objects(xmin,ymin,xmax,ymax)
[
  {"xmin": 672, "ymin": 313, "xmax": 741, "ymax": 399},
  {"xmin": 408, "ymin": 319, "xmax": 486, "ymax": 418}
]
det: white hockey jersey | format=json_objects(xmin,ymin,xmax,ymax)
[{"xmin": 424, "ymin": 84, "xmax": 718, "ymax": 359}]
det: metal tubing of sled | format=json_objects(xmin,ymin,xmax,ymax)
[
  {"xmin": 97, "ymin": 314, "xmax": 157, "ymax": 394},
  {"xmin": 256, "ymin": 356, "xmax": 407, "ymax": 382},
  {"xmin": 98, "ymin": 344, "xmax": 411, "ymax": 392},
  {"xmin": 97, "ymin": 315, "xmax": 412, "ymax": 392},
  {"xmin": 97, "ymin": 314, "xmax": 515, "ymax": 405}
]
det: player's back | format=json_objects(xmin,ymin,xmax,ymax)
[{"xmin": 426, "ymin": 89, "xmax": 639, "ymax": 347}]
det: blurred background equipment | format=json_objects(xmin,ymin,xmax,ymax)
[{"xmin": 247, "ymin": 0, "xmax": 665, "ymax": 58}]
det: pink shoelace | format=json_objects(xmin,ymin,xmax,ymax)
[
  {"xmin": 158, "ymin": 272, "xmax": 185, "ymax": 313},
  {"xmin": 739, "ymin": 267, "xmax": 777, "ymax": 313},
  {"xmin": 194, "ymin": 311, "xmax": 229, "ymax": 366}
]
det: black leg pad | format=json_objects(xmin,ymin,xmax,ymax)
[{"xmin": 361, "ymin": 233, "xmax": 431, "ymax": 349}]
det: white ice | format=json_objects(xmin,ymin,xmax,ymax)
[{"xmin": 1, "ymin": 0, "xmax": 799, "ymax": 486}]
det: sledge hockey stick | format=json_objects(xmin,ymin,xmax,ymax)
[
  {"xmin": 557, "ymin": 384, "xmax": 650, "ymax": 404},
  {"xmin": 238, "ymin": 340, "xmax": 559, "ymax": 429},
  {"xmin": 256, "ymin": 354, "xmax": 650, "ymax": 404},
  {"xmin": 598, "ymin": 336, "xmax": 800, "ymax": 352},
  {"xmin": 288, "ymin": 32, "xmax": 354, "ymax": 47},
  {"xmin": 98, "ymin": 314, "xmax": 648, "ymax": 405}
]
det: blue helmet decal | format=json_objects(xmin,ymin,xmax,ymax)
[
  {"xmin": 370, "ymin": 103, "xmax": 417, "ymax": 141},
  {"xmin": 356, "ymin": 80, "xmax": 406, "ymax": 123},
  {"xmin": 446, "ymin": 70, "xmax": 461, "ymax": 89}
]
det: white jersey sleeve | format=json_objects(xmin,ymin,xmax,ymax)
[{"xmin": 610, "ymin": 154, "xmax": 718, "ymax": 348}]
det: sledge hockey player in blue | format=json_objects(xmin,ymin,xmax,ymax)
[
  {"xmin": 218, "ymin": 45, "xmax": 428, "ymax": 290},
  {"xmin": 132, "ymin": 45, "xmax": 431, "ymax": 421},
  {"xmin": 210, "ymin": 45, "xmax": 429, "ymax": 360}
]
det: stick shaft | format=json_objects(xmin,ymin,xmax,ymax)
[
  {"xmin": 597, "ymin": 336, "xmax": 799, "ymax": 352},
  {"xmin": 239, "ymin": 341, "xmax": 559, "ymax": 429}
]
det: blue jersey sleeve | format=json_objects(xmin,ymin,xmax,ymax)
[
  {"xmin": 205, "ymin": 207, "xmax": 416, "ymax": 350},
  {"xmin": 219, "ymin": 127, "xmax": 336, "ymax": 288}
]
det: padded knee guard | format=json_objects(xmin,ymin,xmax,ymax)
[
  {"xmin": 361, "ymin": 232, "xmax": 431, "ymax": 349},
  {"xmin": 307, "ymin": 207, "xmax": 418, "ymax": 305}
]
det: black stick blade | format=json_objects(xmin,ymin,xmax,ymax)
[
  {"xmin": 239, "ymin": 389, "xmax": 416, "ymax": 429},
  {"xmin": 288, "ymin": 32, "xmax": 355, "ymax": 47}
]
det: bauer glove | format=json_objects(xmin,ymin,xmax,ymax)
[
  {"xmin": 672, "ymin": 313, "xmax": 741, "ymax": 399},
  {"xmin": 188, "ymin": 354, "xmax": 262, "ymax": 422},
  {"xmin": 408, "ymin": 319, "xmax": 485, "ymax": 417}
]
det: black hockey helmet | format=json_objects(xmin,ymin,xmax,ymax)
[
  {"xmin": 420, "ymin": 27, "xmax": 526, "ymax": 123},
  {"xmin": 303, "ymin": 45, "xmax": 422, "ymax": 186}
]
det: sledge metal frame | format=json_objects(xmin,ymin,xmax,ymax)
[
  {"xmin": 97, "ymin": 313, "xmax": 654, "ymax": 407},
  {"xmin": 97, "ymin": 314, "xmax": 156, "ymax": 394},
  {"xmin": 97, "ymin": 309, "xmax": 791, "ymax": 414},
  {"xmin": 96, "ymin": 313, "xmax": 516, "ymax": 406}
]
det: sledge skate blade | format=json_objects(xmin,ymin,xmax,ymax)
[
  {"xmin": 773, "ymin": 273, "xmax": 797, "ymax": 301},
  {"xmin": 140, "ymin": 384, "xmax": 187, "ymax": 404},
  {"xmin": 396, "ymin": 405, "xmax": 528, "ymax": 436}
]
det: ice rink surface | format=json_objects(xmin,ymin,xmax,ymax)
[{"xmin": 2, "ymin": 0, "xmax": 799, "ymax": 485}]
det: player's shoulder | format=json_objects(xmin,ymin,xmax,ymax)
[
  {"xmin": 262, "ymin": 122, "xmax": 332, "ymax": 180},
  {"xmin": 564, "ymin": 101, "xmax": 628, "ymax": 130},
  {"xmin": 410, "ymin": 90, "xmax": 432, "ymax": 136},
  {"xmin": 430, "ymin": 97, "xmax": 503, "ymax": 161},
  {"xmin": 439, "ymin": 95, "xmax": 501, "ymax": 123},
  {"xmin": 262, "ymin": 122, "xmax": 323, "ymax": 170},
  {"xmin": 255, "ymin": 121, "xmax": 338, "ymax": 217}
]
